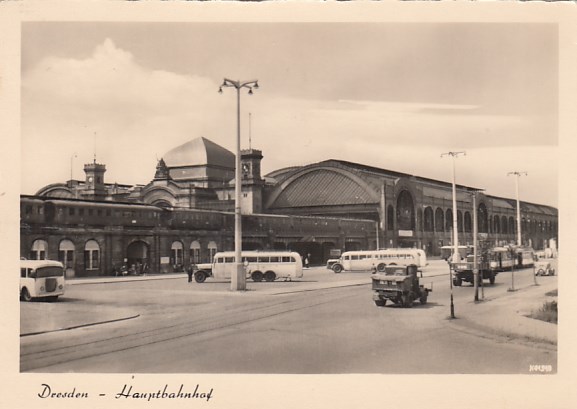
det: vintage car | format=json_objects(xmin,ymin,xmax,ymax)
[
  {"xmin": 535, "ymin": 261, "xmax": 555, "ymax": 276},
  {"xmin": 371, "ymin": 264, "xmax": 432, "ymax": 308}
]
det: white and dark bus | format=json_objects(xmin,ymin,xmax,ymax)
[
  {"xmin": 331, "ymin": 249, "xmax": 424, "ymax": 274},
  {"xmin": 193, "ymin": 251, "xmax": 303, "ymax": 283}
]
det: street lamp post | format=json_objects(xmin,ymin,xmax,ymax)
[
  {"xmin": 441, "ymin": 151, "xmax": 466, "ymax": 264},
  {"xmin": 219, "ymin": 78, "xmax": 259, "ymax": 291},
  {"xmin": 508, "ymin": 171, "xmax": 527, "ymax": 247}
]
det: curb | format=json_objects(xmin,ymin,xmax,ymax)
[{"xmin": 21, "ymin": 314, "xmax": 141, "ymax": 337}]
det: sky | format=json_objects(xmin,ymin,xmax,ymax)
[{"xmin": 20, "ymin": 22, "xmax": 559, "ymax": 207}]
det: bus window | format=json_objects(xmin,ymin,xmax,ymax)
[
  {"xmin": 21, "ymin": 268, "xmax": 26, "ymax": 278},
  {"xmin": 352, "ymin": 255, "xmax": 359, "ymax": 260},
  {"xmin": 270, "ymin": 256, "xmax": 280, "ymax": 263},
  {"xmin": 225, "ymin": 257, "xmax": 234, "ymax": 263},
  {"xmin": 282, "ymin": 256, "xmax": 291, "ymax": 263},
  {"xmin": 258, "ymin": 257, "xmax": 270, "ymax": 263}
]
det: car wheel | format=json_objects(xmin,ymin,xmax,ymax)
[
  {"xmin": 264, "ymin": 271, "xmax": 276, "ymax": 282},
  {"xmin": 332, "ymin": 264, "xmax": 343, "ymax": 274},
  {"xmin": 194, "ymin": 271, "xmax": 207, "ymax": 283},
  {"xmin": 489, "ymin": 273, "xmax": 495, "ymax": 285},
  {"xmin": 251, "ymin": 271, "xmax": 263, "ymax": 282},
  {"xmin": 377, "ymin": 263, "xmax": 386, "ymax": 272},
  {"xmin": 21, "ymin": 288, "xmax": 32, "ymax": 302},
  {"xmin": 374, "ymin": 299, "xmax": 386, "ymax": 307},
  {"xmin": 537, "ymin": 269, "xmax": 544, "ymax": 276},
  {"xmin": 453, "ymin": 277, "xmax": 462, "ymax": 287}
]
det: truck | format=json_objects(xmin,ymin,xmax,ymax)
[{"xmin": 371, "ymin": 264, "xmax": 432, "ymax": 308}]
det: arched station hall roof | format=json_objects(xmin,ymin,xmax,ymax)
[{"xmin": 264, "ymin": 159, "xmax": 557, "ymax": 217}]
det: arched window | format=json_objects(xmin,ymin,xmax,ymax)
[
  {"xmin": 477, "ymin": 203, "xmax": 488, "ymax": 233},
  {"xmin": 435, "ymin": 208, "xmax": 444, "ymax": 232},
  {"xmin": 171, "ymin": 241, "xmax": 184, "ymax": 266},
  {"xmin": 494, "ymin": 215, "xmax": 500, "ymax": 233},
  {"xmin": 457, "ymin": 210, "xmax": 463, "ymax": 233},
  {"xmin": 417, "ymin": 208, "xmax": 423, "ymax": 232},
  {"xmin": 445, "ymin": 209, "xmax": 453, "ymax": 232},
  {"xmin": 424, "ymin": 207, "xmax": 434, "ymax": 232},
  {"xmin": 58, "ymin": 239, "xmax": 75, "ymax": 269},
  {"xmin": 31, "ymin": 239, "xmax": 48, "ymax": 260},
  {"xmin": 84, "ymin": 240, "xmax": 100, "ymax": 270},
  {"xmin": 396, "ymin": 191, "xmax": 415, "ymax": 231},
  {"xmin": 464, "ymin": 212, "xmax": 472, "ymax": 233},
  {"xmin": 509, "ymin": 217, "xmax": 516, "ymax": 235},
  {"xmin": 190, "ymin": 240, "xmax": 201, "ymax": 264},
  {"xmin": 386, "ymin": 205, "xmax": 394, "ymax": 231},
  {"xmin": 208, "ymin": 241, "xmax": 218, "ymax": 262},
  {"xmin": 501, "ymin": 216, "xmax": 508, "ymax": 234}
]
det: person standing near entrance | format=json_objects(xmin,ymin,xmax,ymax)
[
  {"xmin": 304, "ymin": 254, "xmax": 310, "ymax": 269},
  {"xmin": 186, "ymin": 265, "xmax": 193, "ymax": 283}
]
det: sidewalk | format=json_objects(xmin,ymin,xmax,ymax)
[{"xmin": 447, "ymin": 278, "xmax": 558, "ymax": 346}]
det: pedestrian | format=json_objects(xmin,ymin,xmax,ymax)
[
  {"xmin": 186, "ymin": 265, "xmax": 193, "ymax": 283},
  {"xmin": 304, "ymin": 255, "xmax": 310, "ymax": 269}
]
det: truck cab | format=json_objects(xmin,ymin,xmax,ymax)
[{"xmin": 371, "ymin": 264, "xmax": 431, "ymax": 308}]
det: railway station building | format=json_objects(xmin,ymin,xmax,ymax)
[{"xmin": 21, "ymin": 137, "xmax": 558, "ymax": 277}]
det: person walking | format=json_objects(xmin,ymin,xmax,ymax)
[{"xmin": 186, "ymin": 265, "xmax": 193, "ymax": 283}]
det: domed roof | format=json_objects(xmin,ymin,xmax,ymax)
[{"xmin": 163, "ymin": 137, "xmax": 234, "ymax": 169}]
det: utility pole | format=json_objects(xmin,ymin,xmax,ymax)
[
  {"xmin": 441, "ymin": 151, "xmax": 466, "ymax": 264},
  {"xmin": 219, "ymin": 78, "xmax": 259, "ymax": 291},
  {"xmin": 472, "ymin": 191, "xmax": 479, "ymax": 302}
]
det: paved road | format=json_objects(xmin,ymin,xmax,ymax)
[{"xmin": 20, "ymin": 261, "xmax": 556, "ymax": 373}]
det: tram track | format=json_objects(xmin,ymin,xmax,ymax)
[{"xmin": 21, "ymin": 286, "xmax": 362, "ymax": 372}]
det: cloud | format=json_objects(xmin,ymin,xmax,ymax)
[{"xmin": 21, "ymin": 38, "xmax": 558, "ymax": 207}]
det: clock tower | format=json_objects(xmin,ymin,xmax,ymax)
[
  {"xmin": 240, "ymin": 148, "xmax": 264, "ymax": 214},
  {"xmin": 82, "ymin": 161, "xmax": 107, "ymax": 201}
]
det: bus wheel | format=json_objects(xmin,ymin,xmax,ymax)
[
  {"xmin": 374, "ymin": 299, "xmax": 386, "ymax": 307},
  {"xmin": 264, "ymin": 271, "xmax": 276, "ymax": 282},
  {"xmin": 377, "ymin": 263, "xmax": 386, "ymax": 272},
  {"xmin": 194, "ymin": 271, "xmax": 207, "ymax": 283},
  {"xmin": 332, "ymin": 264, "xmax": 343, "ymax": 274},
  {"xmin": 21, "ymin": 288, "xmax": 32, "ymax": 302},
  {"xmin": 251, "ymin": 271, "xmax": 263, "ymax": 282}
]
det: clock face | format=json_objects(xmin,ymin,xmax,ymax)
[
  {"xmin": 242, "ymin": 163, "xmax": 250, "ymax": 173},
  {"xmin": 88, "ymin": 176, "xmax": 93, "ymax": 183}
]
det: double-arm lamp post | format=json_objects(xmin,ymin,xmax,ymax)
[{"xmin": 219, "ymin": 78, "xmax": 259, "ymax": 291}]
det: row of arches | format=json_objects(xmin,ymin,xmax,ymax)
[
  {"xmin": 27, "ymin": 238, "xmax": 220, "ymax": 277},
  {"xmin": 386, "ymin": 191, "xmax": 555, "ymax": 237}
]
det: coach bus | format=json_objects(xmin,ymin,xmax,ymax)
[
  {"xmin": 193, "ymin": 251, "xmax": 303, "ymax": 283},
  {"xmin": 331, "ymin": 249, "xmax": 424, "ymax": 274},
  {"xmin": 20, "ymin": 259, "xmax": 65, "ymax": 301}
]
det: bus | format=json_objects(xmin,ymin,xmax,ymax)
[
  {"xmin": 331, "ymin": 249, "xmax": 424, "ymax": 274},
  {"xmin": 488, "ymin": 247, "xmax": 515, "ymax": 271},
  {"xmin": 20, "ymin": 259, "xmax": 65, "ymax": 301},
  {"xmin": 440, "ymin": 245, "xmax": 474, "ymax": 261},
  {"xmin": 193, "ymin": 251, "xmax": 303, "ymax": 283},
  {"xmin": 514, "ymin": 247, "xmax": 536, "ymax": 268}
]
